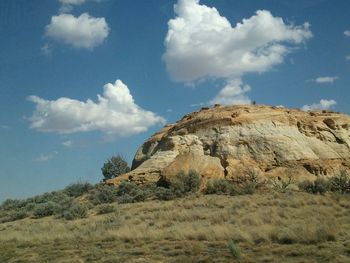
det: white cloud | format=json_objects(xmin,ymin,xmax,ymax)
[
  {"xmin": 28, "ymin": 80, "xmax": 165, "ymax": 136},
  {"xmin": 45, "ymin": 13, "xmax": 109, "ymax": 49},
  {"xmin": 313, "ymin": 76, "xmax": 338, "ymax": 84},
  {"xmin": 344, "ymin": 30, "xmax": 350, "ymax": 37},
  {"xmin": 301, "ymin": 99, "xmax": 337, "ymax": 111},
  {"xmin": 34, "ymin": 151, "xmax": 58, "ymax": 162},
  {"xmin": 163, "ymin": 0, "xmax": 312, "ymax": 105},
  {"xmin": 62, "ymin": 140, "xmax": 73, "ymax": 147},
  {"xmin": 164, "ymin": 0, "xmax": 312, "ymax": 82},
  {"xmin": 346, "ymin": 55, "xmax": 350, "ymax": 60},
  {"xmin": 210, "ymin": 79, "xmax": 251, "ymax": 105}
]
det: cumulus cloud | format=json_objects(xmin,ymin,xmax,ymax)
[
  {"xmin": 313, "ymin": 76, "xmax": 338, "ymax": 84},
  {"xmin": 34, "ymin": 151, "xmax": 58, "ymax": 162},
  {"xmin": 210, "ymin": 79, "xmax": 251, "ymax": 105},
  {"xmin": 28, "ymin": 80, "xmax": 165, "ymax": 136},
  {"xmin": 45, "ymin": 13, "xmax": 109, "ymax": 49},
  {"xmin": 344, "ymin": 30, "xmax": 350, "ymax": 37},
  {"xmin": 163, "ymin": 0, "xmax": 312, "ymax": 105},
  {"xmin": 346, "ymin": 55, "xmax": 350, "ymax": 60},
  {"xmin": 301, "ymin": 99, "xmax": 337, "ymax": 111}
]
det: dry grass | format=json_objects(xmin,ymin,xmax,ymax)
[{"xmin": 0, "ymin": 192, "xmax": 350, "ymax": 262}]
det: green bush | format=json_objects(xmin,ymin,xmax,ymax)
[
  {"xmin": 101, "ymin": 155, "xmax": 130, "ymax": 181},
  {"xmin": 89, "ymin": 184, "xmax": 118, "ymax": 205},
  {"xmin": 33, "ymin": 201, "xmax": 61, "ymax": 218},
  {"xmin": 330, "ymin": 170, "xmax": 350, "ymax": 193},
  {"xmin": 61, "ymin": 203, "xmax": 89, "ymax": 220},
  {"xmin": 64, "ymin": 182, "xmax": 93, "ymax": 197},
  {"xmin": 96, "ymin": 204, "xmax": 116, "ymax": 215}
]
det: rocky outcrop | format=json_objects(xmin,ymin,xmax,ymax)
[{"xmin": 107, "ymin": 105, "xmax": 350, "ymax": 186}]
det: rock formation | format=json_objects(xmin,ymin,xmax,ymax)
[{"xmin": 107, "ymin": 105, "xmax": 350, "ymax": 186}]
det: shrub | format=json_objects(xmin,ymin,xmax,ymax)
[
  {"xmin": 231, "ymin": 168, "xmax": 265, "ymax": 195},
  {"xmin": 329, "ymin": 170, "xmax": 350, "ymax": 194},
  {"xmin": 299, "ymin": 178, "xmax": 330, "ymax": 194},
  {"xmin": 186, "ymin": 170, "xmax": 202, "ymax": 192},
  {"xmin": 116, "ymin": 181, "xmax": 147, "ymax": 203},
  {"xmin": 0, "ymin": 210, "xmax": 28, "ymax": 223},
  {"xmin": 228, "ymin": 240, "xmax": 241, "ymax": 259},
  {"xmin": 64, "ymin": 182, "xmax": 93, "ymax": 197},
  {"xmin": 61, "ymin": 203, "xmax": 89, "ymax": 220},
  {"xmin": 239, "ymin": 182, "xmax": 256, "ymax": 195},
  {"xmin": 31, "ymin": 191, "xmax": 72, "ymax": 205},
  {"xmin": 33, "ymin": 201, "xmax": 61, "ymax": 218},
  {"xmin": 96, "ymin": 204, "xmax": 116, "ymax": 215},
  {"xmin": 117, "ymin": 181, "xmax": 139, "ymax": 196},
  {"xmin": 170, "ymin": 170, "xmax": 201, "ymax": 197},
  {"xmin": 155, "ymin": 187, "xmax": 176, "ymax": 201},
  {"xmin": 0, "ymin": 198, "xmax": 31, "ymax": 211},
  {"xmin": 205, "ymin": 179, "xmax": 232, "ymax": 195},
  {"xmin": 117, "ymin": 194, "xmax": 135, "ymax": 204},
  {"xmin": 89, "ymin": 184, "xmax": 118, "ymax": 205},
  {"xmin": 101, "ymin": 155, "xmax": 130, "ymax": 181},
  {"xmin": 24, "ymin": 202, "xmax": 36, "ymax": 212}
]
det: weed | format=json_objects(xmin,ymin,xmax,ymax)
[{"xmin": 228, "ymin": 239, "xmax": 241, "ymax": 259}]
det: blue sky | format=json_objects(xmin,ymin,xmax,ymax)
[{"xmin": 0, "ymin": 0, "xmax": 349, "ymax": 202}]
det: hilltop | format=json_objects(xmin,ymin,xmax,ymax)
[{"xmin": 108, "ymin": 104, "xmax": 350, "ymax": 186}]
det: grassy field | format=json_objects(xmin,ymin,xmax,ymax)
[{"xmin": 1, "ymin": 191, "xmax": 350, "ymax": 263}]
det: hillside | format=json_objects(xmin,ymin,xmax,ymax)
[{"xmin": 1, "ymin": 192, "xmax": 350, "ymax": 263}]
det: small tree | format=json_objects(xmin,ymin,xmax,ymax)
[{"xmin": 101, "ymin": 155, "xmax": 130, "ymax": 181}]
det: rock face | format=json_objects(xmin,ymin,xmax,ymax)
[{"xmin": 107, "ymin": 105, "xmax": 350, "ymax": 186}]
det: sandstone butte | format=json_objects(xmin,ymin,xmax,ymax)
[{"xmin": 107, "ymin": 104, "xmax": 350, "ymax": 187}]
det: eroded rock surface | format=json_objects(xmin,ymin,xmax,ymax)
[{"xmin": 107, "ymin": 105, "xmax": 350, "ymax": 186}]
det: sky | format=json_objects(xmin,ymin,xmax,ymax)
[{"xmin": 0, "ymin": 0, "xmax": 349, "ymax": 202}]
